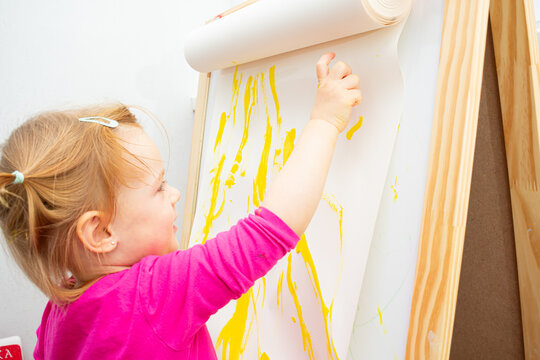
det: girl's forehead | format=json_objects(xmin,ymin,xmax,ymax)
[
  {"xmin": 117, "ymin": 125, "xmax": 164, "ymax": 179},
  {"xmin": 118, "ymin": 126, "xmax": 162, "ymax": 160}
]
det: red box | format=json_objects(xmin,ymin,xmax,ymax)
[{"xmin": 0, "ymin": 336, "xmax": 23, "ymax": 360}]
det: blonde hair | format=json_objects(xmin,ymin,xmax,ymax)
[{"xmin": 0, "ymin": 104, "xmax": 145, "ymax": 304}]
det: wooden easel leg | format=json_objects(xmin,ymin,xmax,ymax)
[
  {"xmin": 490, "ymin": 0, "xmax": 540, "ymax": 358},
  {"xmin": 405, "ymin": 0, "xmax": 490, "ymax": 358}
]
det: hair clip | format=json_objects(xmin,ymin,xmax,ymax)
[{"xmin": 78, "ymin": 116, "xmax": 119, "ymax": 128}]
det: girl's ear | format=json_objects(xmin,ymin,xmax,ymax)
[{"xmin": 76, "ymin": 211, "xmax": 117, "ymax": 254}]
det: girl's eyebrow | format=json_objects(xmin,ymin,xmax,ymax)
[{"xmin": 152, "ymin": 169, "xmax": 165, "ymax": 188}]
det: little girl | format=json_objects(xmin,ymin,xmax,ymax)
[{"xmin": 0, "ymin": 53, "xmax": 361, "ymax": 359}]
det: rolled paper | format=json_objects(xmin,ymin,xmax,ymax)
[{"xmin": 184, "ymin": 0, "xmax": 412, "ymax": 73}]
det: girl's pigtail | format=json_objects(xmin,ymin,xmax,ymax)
[{"xmin": 0, "ymin": 172, "xmax": 21, "ymax": 208}]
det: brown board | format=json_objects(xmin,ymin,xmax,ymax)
[{"xmin": 450, "ymin": 23, "xmax": 524, "ymax": 360}]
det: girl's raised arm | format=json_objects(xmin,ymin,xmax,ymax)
[{"xmin": 261, "ymin": 53, "xmax": 362, "ymax": 236}]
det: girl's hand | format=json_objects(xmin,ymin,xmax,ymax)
[{"xmin": 310, "ymin": 53, "xmax": 362, "ymax": 133}]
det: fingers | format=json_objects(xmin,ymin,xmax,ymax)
[
  {"xmin": 341, "ymin": 74, "xmax": 360, "ymax": 90},
  {"xmin": 329, "ymin": 61, "xmax": 352, "ymax": 80},
  {"xmin": 316, "ymin": 52, "xmax": 336, "ymax": 81},
  {"xmin": 349, "ymin": 89, "xmax": 363, "ymax": 107}
]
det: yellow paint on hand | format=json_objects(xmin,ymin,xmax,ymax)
[
  {"xmin": 390, "ymin": 176, "xmax": 398, "ymax": 202},
  {"xmin": 346, "ymin": 116, "xmax": 363, "ymax": 140},
  {"xmin": 286, "ymin": 253, "xmax": 315, "ymax": 360}
]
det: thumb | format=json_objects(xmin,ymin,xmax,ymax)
[{"xmin": 316, "ymin": 53, "xmax": 336, "ymax": 82}]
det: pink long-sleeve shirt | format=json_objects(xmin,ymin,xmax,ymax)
[{"xmin": 34, "ymin": 207, "xmax": 299, "ymax": 359}]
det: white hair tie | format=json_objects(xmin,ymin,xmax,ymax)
[{"xmin": 11, "ymin": 171, "xmax": 24, "ymax": 184}]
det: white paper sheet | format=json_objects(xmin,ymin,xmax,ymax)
[
  {"xmin": 185, "ymin": 0, "xmax": 410, "ymax": 358},
  {"xmin": 188, "ymin": 28, "xmax": 407, "ymax": 360}
]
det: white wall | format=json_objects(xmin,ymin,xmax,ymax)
[{"xmin": 0, "ymin": 0, "xmax": 229, "ymax": 356}]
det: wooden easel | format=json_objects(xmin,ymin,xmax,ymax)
[
  {"xmin": 406, "ymin": 0, "xmax": 540, "ymax": 358},
  {"xmin": 182, "ymin": 0, "xmax": 540, "ymax": 358}
]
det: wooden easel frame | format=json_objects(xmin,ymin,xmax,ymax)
[
  {"xmin": 182, "ymin": 0, "xmax": 540, "ymax": 358},
  {"xmin": 407, "ymin": 0, "xmax": 540, "ymax": 359}
]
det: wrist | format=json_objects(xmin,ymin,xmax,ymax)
[{"xmin": 307, "ymin": 118, "xmax": 342, "ymax": 136}]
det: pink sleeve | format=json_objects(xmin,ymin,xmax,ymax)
[{"xmin": 137, "ymin": 207, "xmax": 299, "ymax": 348}]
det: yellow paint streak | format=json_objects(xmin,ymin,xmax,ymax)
[
  {"xmin": 283, "ymin": 129, "xmax": 296, "ymax": 164},
  {"xmin": 225, "ymin": 174, "xmax": 235, "ymax": 188},
  {"xmin": 269, "ymin": 66, "xmax": 281, "ymax": 133},
  {"xmin": 216, "ymin": 289, "xmax": 252, "ymax": 359},
  {"xmin": 223, "ymin": 74, "xmax": 257, "ymax": 195},
  {"xmin": 214, "ymin": 112, "xmax": 228, "ymax": 151},
  {"xmin": 277, "ymin": 270, "xmax": 284, "ymax": 312},
  {"xmin": 253, "ymin": 74, "xmax": 273, "ymax": 207},
  {"xmin": 234, "ymin": 75, "xmax": 256, "ymax": 165},
  {"xmin": 196, "ymin": 67, "xmax": 242, "ymax": 245},
  {"xmin": 250, "ymin": 283, "xmax": 263, "ymax": 358},
  {"xmin": 322, "ymin": 193, "xmax": 344, "ymax": 254},
  {"xmin": 260, "ymin": 353, "xmax": 270, "ymax": 360},
  {"xmin": 391, "ymin": 176, "xmax": 398, "ymax": 202},
  {"xmin": 377, "ymin": 306, "xmax": 383, "ymax": 325},
  {"xmin": 346, "ymin": 116, "xmax": 363, "ymax": 140},
  {"xmin": 295, "ymin": 236, "xmax": 339, "ymax": 359},
  {"xmin": 201, "ymin": 155, "xmax": 226, "ymax": 243},
  {"xmin": 286, "ymin": 253, "xmax": 315, "ymax": 359},
  {"xmin": 291, "ymin": 317, "xmax": 297, "ymax": 323},
  {"xmin": 229, "ymin": 66, "xmax": 242, "ymax": 127}
]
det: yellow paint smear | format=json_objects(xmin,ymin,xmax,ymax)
[
  {"xmin": 377, "ymin": 306, "xmax": 383, "ymax": 325},
  {"xmin": 253, "ymin": 73, "xmax": 273, "ymax": 207},
  {"xmin": 346, "ymin": 116, "xmax": 363, "ymax": 140},
  {"xmin": 196, "ymin": 67, "xmax": 243, "ymax": 245},
  {"xmin": 269, "ymin": 66, "xmax": 281, "ymax": 133},
  {"xmin": 233, "ymin": 75, "xmax": 256, "ymax": 165},
  {"xmin": 201, "ymin": 155, "xmax": 226, "ymax": 243},
  {"xmin": 230, "ymin": 66, "xmax": 242, "ymax": 127},
  {"xmin": 296, "ymin": 236, "xmax": 339, "ymax": 359},
  {"xmin": 277, "ymin": 270, "xmax": 284, "ymax": 312},
  {"xmin": 216, "ymin": 289, "xmax": 252, "ymax": 359},
  {"xmin": 286, "ymin": 253, "xmax": 315, "ymax": 360},
  {"xmin": 391, "ymin": 176, "xmax": 398, "ymax": 202},
  {"xmin": 214, "ymin": 112, "xmax": 228, "ymax": 151},
  {"xmin": 269, "ymin": 65, "xmax": 284, "ymax": 168},
  {"xmin": 260, "ymin": 353, "xmax": 270, "ymax": 360},
  {"xmin": 283, "ymin": 129, "xmax": 296, "ymax": 165},
  {"xmin": 225, "ymin": 174, "xmax": 235, "ymax": 188},
  {"xmin": 249, "ymin": 282, "xmax": 264, "ymax": 358}
]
